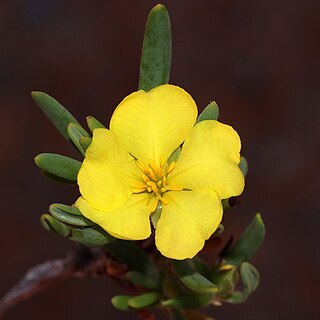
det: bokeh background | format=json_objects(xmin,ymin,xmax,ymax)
[{"xmin": 1, "ymin": 0, "xmax": 319, "ymax": 319}]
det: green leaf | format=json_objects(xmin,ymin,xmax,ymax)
[
  {"xmin": 128, "ymin": 292, "xmax": 160, "ymax": 309},
  {"xmin": 126, "ymin": 271, "xmax": 159, "ymax": 290},
  {"xmin": 172, "ymin": 260, "xmax": 218, "ymax": 294},
  {"xmin": 151, "ymin": 202, "xmax": 162, "ymax": 228},
  {"xmin": 107, "ymin": 240, "xmax": 156, "ymax": 276},
  {"xmin": 49, "ymin": 204, "xmax": 94, "ymax": 227},
  {"xmin": 239, "ymin": 156, "xmax": 248, "ymax": 177},
  {"xmin": 86, "ymin": 116, "xmax": 106, "ymax": 131},
  {"xmin": 210, "ymin": 265, "xmax": 239, "ymax": 297},
  {"xmin": 221, "ymin": 197, "xmax": 241, "ymax": 211},
  {"xmin": 223, "ymin": 213, "xmax": 265, "ymax": 267},
  {"xmin": 67, "ymin": 122, "xmax": 90, "ymax": 156},
  {"xmin": 31, "ymin": 91, "xmax": 82, "ymax": 140},
  {"xmin": 69, "ymin": 226, "xmax": 115, "ymax": 246},
  {"xmin": 226, "ymin": 262, "xmax": 260, "ymax": 303},
  {"xmin": 49, "ymin": 203, "xmax": 82, "ymax": 216},
  {"xmin": 111, "ymin": 295, "xmax": 131, "ymax": 311},
  {"xmin": 138, "ymin": 4, "xmax": 171, "ymax": 91},
  {"xmin": 40, "ymin": 214, "xmax": 71, "ymax": 237},
  {"xmin": 40, "ymin": 214, "xmax": 114, "ymax": 246},
  {"xmin": 162, "ymin": 294, "xmax": 211, "ymax": 309},
  {"xmin": 167, "ymin": 147, "xmax": 181, "ymax": 165},
  {"xmin": 34, "ymin": 153, "xmax": 81, "ymax": 183},
  {"xmin": 79, "ymin": 136, "xmax": 92, "ymax": 152},
  {"xmin": 41, "ymin": 171, "xmax": 75, "ymax": 184},
  {"xmin": 196, "ymin": 102, "xmax": 219, "ymax": 123},
  {"xmin": 191, "ymin": 258, "xmax": 209, "ymax": 276}
]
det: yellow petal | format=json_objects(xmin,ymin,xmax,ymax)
[
  {"xmin": 169, "ymin": 120, "xmax": 244, "ymax": 199},
  {"xmin": 76, "ymin": 193, "xmax": 152, "ymax": 240},
  {"xmin": 77, "ymin": 128, "xmax": 139, "ymax": 212},
  {"xmin": 109, "ymin": 84, "xmax": 197, "ymax": 165},
  {"xmin": 155, "ymin": 189, "xmax": 222, "ymax": 259}
]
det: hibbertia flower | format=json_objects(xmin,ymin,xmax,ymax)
[{"xmin": 75, "ymin": 84, "xmax": 244, "ymax": 260}]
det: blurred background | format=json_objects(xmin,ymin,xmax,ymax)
[{"xmin": 0, "ymin": 0, "xmax": 319, "ymax": 319}]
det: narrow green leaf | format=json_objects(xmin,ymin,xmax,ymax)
[
  {"xmin": 210, "ymin": 265, "xmax": 239, "ymax": 297},
  {"xmin": 222, "ymin": 197, "xmax": 241, "ymax": 211},
  {"xmin": 172, "ymin": 260, "xmax": 218, "ymax": 294},
  {"xmin": 67, "ymin": 122, "xmax": 90, "ymax": 156},
  {"xmin": 239, "ymin": 156, "xmax": 248, "ymax": 177},
  {"xmin": 31, "ymin": 91, "xmax": 81, "ymax": 140},
  {"xmin": 191, "ymin": 258, "xmax": 209, "ymax": 276},
  {"xmin": 241, "ymin": 262, "xmax": 259, "ymax": 293},
  {"xmin": 40, "ymin": 214, "xmax": 71, "ymax": 237},
  {"xmin": 126, "ymin": 271, "xmax": 159, "ymax": 290},
  {"xmin": 226, "ymin": 262, "xmax": 260, "ymax": 303},
  {"xmin": 168, "ymin": 146, "xmax": 181, "ymax": 165},
  {"xmin": 41, "ymin": 213, "xmax": 114, "ymax": 246},
  {"xmin": 216, "ymin": 224, "xmax": 225, "ymax": 235},
  {"xmin": 86, "ymin": 116, "xmax": 106, "ymax": 131},
  {"xmin": 196, "ymin": 102, "xmax": 219, "ymax": 123},
  {"xmin": 49, "ymin": 203, "xmax": 82, "ymax": 216},
  {"xmin": 49, "ymin": 204, "xmax": 94, "ymax": 227},
  {"xmin": 107, "ymin": 240, "xmax": 156, "ymax": 276},
  {"xmin": 68, "ymin": 226, "xmax": 115, "ymax": 246},
  {"xmin": 151, "ymin": 202, "xmax": 162, "ymax": 228},
  {"xmin": 128, "ymin": 292, "xmax": 160, "ymax": 309},
  {"xmin": 162, "ymin": 294, "xmax": 211, "ymax": 309},
  {"xmin": 34, "ymin": 153, "xmax": 81, "ymax": 183},
  {"xmin": 138, "ymin": 4, "xmax": 171, "ymax": 91},
  {"xmin": 111, "ymin": 295, "xmax": 131, "ymax": 311},
  {"xmin": 79, "ymin": 136, "xmax": 92, "ymax": 152},
  {"xmin": 223, "ymin": 213, "xmax": 265, "ymax": 267},
  {"xmin": 41, "ymin": 171, "xmax": 75, "ymax": 184}
]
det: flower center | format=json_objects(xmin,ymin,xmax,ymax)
[{"xmin": 132, "ymin": 156, "xmax": 183, "ymax": 212}]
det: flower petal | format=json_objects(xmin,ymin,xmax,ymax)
[
  {"xmin": 77, "ymin": 128, "xmax": 140, "ymax": 212},
  {"xmin": 109, "ymin": 84, "xmax": 197, "ymax": 165},
  {"xmin": 169, "ymin": 120, "xmax": 244, "ymax": 199},
  {"xmin": 155, "ymin": 189, "xmax": 222, "ymax": 259},
  {"xmin": 76, "ymin": 193, "xmax": 152, "ymax": 240}
]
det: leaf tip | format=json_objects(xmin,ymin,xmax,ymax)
[
  {"xmin": 34, "ymin": 154, "xmax": 41, "ymax": 166},
  {"xmin": 152, "ymin": 3, "xmax": 167, "ymax": 12},
  {"xmin": 255, "ymin": 213, "xmax": 265, "ymax": 231},
  {"xmin": 40, "ymin": 214, "xmax": 51, "ymax": 231},
  {"xmin": 31, "ymin": 91, "xmax": 45, "ymax": 101}
]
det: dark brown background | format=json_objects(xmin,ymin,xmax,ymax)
[{"xmin": 1, "ymin": 0, "xmax": 319, "ymax": 319}]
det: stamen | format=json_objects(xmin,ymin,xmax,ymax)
[
  {"xmin": 147, "ymin": 167, "xmax": 157, "ymax": 181},
  {"xmin": 158, "ymin": 195, "xmax": 169, "ymax": 205},
  {"xmin": 149, "ymin": 159, "xmax": 163, "ymax": 178},
  {"xmin": 151, "ymin": 183, "xmax": 159, "ymax": 194},
  {"xmin": 166, "ymin": 161, "xmax": 176, "ymax": 174},
  {"xmin": 131, "ymin": 181, "xmax": 147, "ymax": 189},
  {"xmin": 135, "ymin": 156, "xmax": 183, "ymax": 202},
  {"xmin": 160, "ymin": 155, "xmax": 165, "ymax": 168},
  {"xmin": 132, "ymin": 187, "xmax": 146, "ymax": 193},
  {"xmin": 136, "ymin": 160, "xmax": 149, "ymax": 174},
  {"xmin": 142, "ymin": 174, "xmax": 149, "ymax": 183}
]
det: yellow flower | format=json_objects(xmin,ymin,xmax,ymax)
[{"xmin": 75, "ymin": 84, "xmax": 244, "ymax": 260}]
